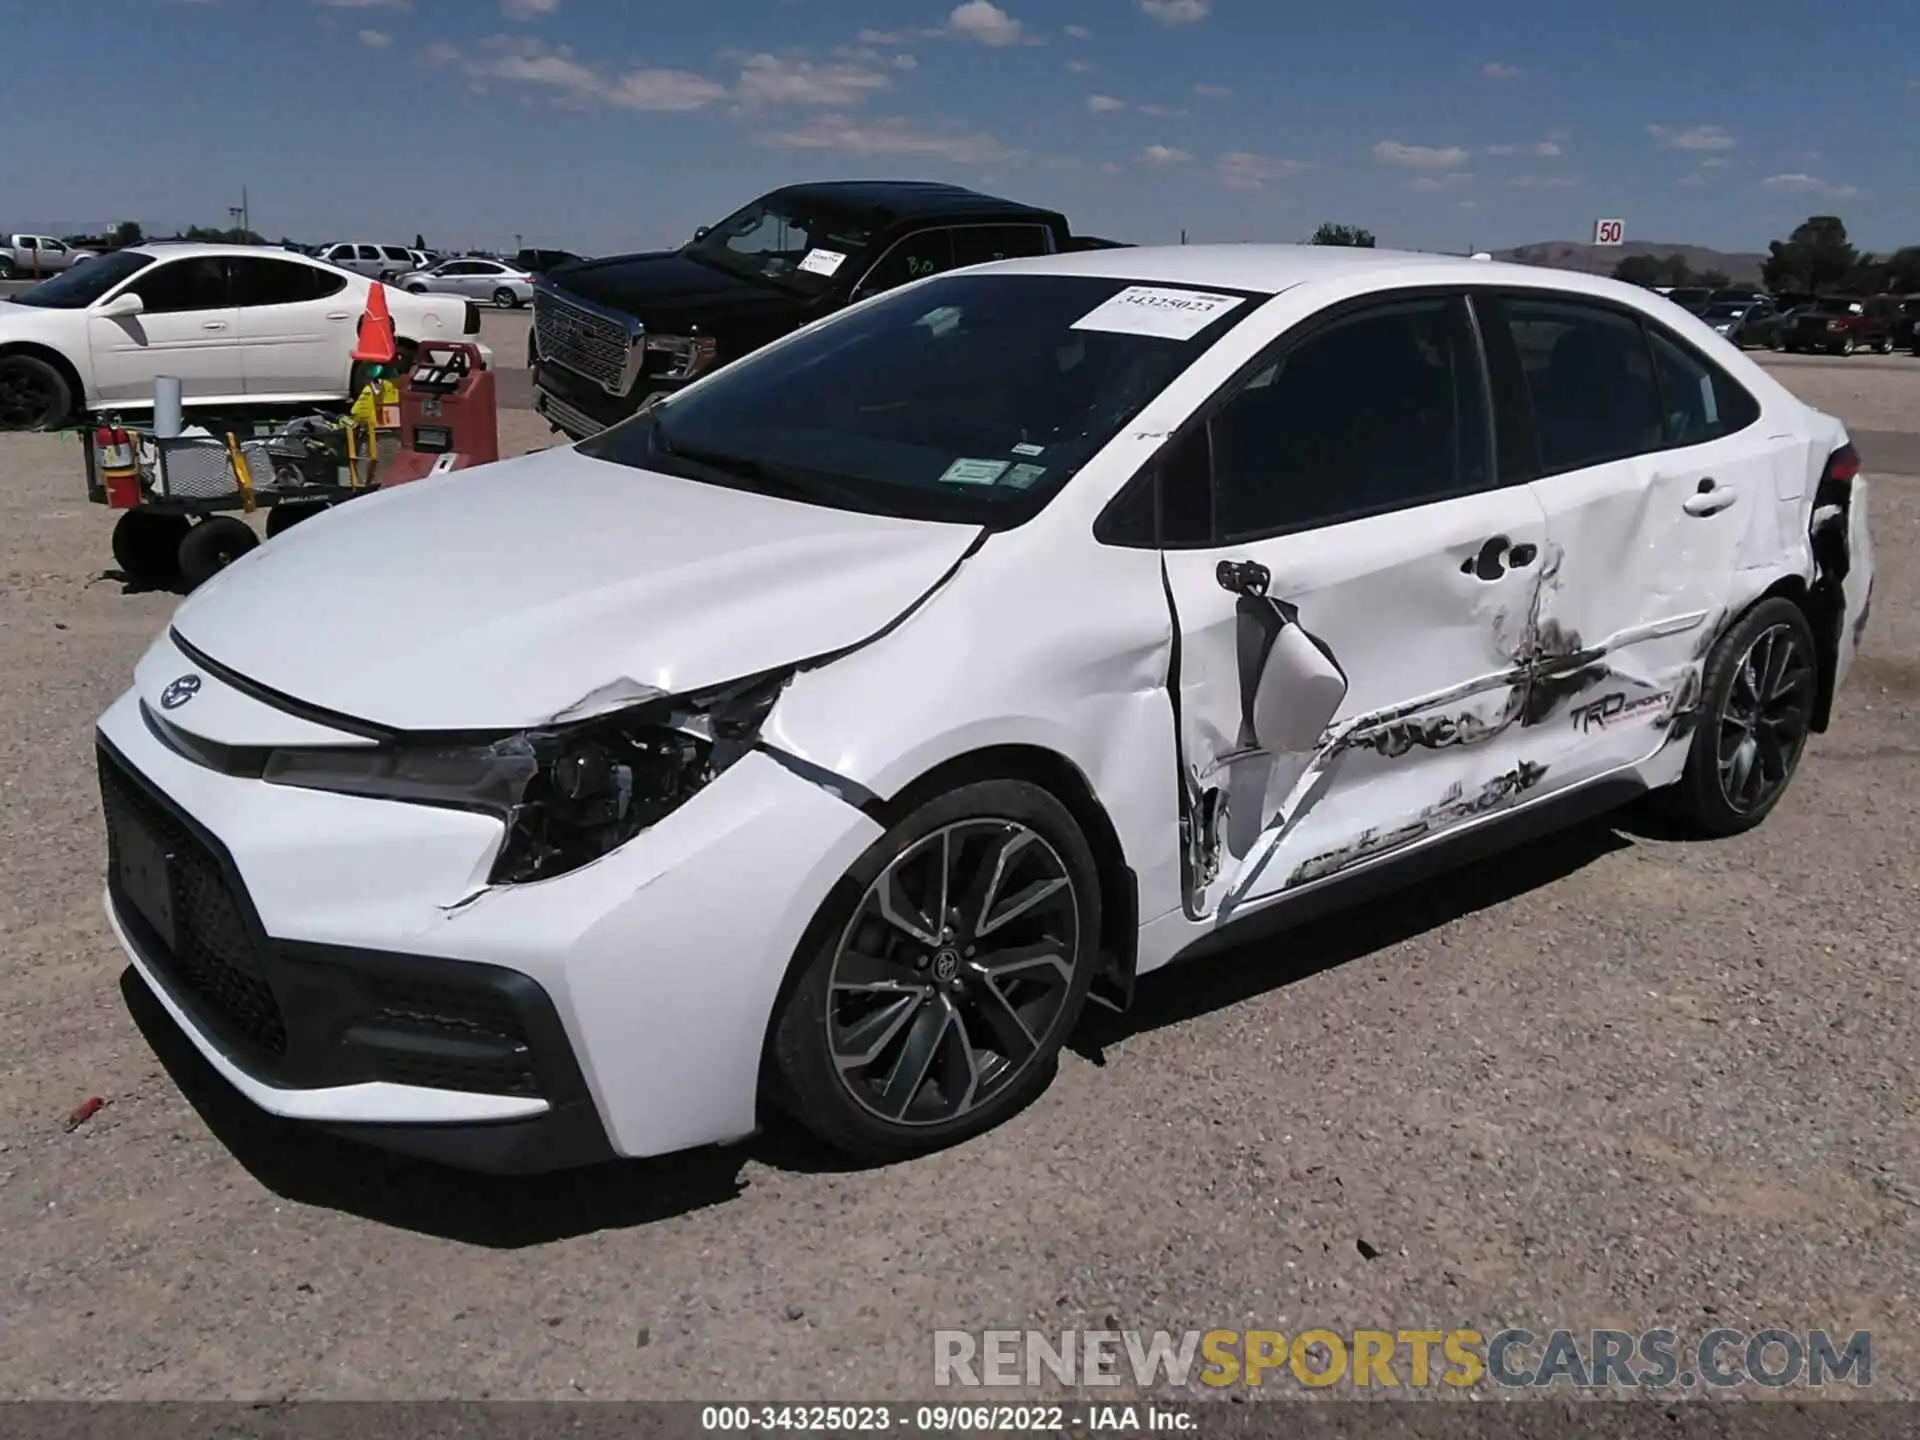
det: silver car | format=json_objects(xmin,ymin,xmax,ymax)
[{"xmin": 396, "ymin": 257, "xmax": 535, "ymax": 308}]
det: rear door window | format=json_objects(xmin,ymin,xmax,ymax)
[
  {"xmin": 1498, "ymin": 295, "xmax": 1665, "ymax": 475},
  {"xmin": 1645, "ymin": 325, "xmax": 1760, "ymax": 446},
  {"xmin": 858, "ymin": 229, "xmax": 955, "ymax": 296},
  {"xmin": 950, "ymin": 225, "xmax": 1054, "ymax": 267}
]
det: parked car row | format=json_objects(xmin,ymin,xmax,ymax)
[
  {"xmin": 0, "ymin": 232, "xmax": 96, "ymax": 279},
  {"xmin": 1657, "ymin": 284, "xmax": 1920, "ymax": 357}
]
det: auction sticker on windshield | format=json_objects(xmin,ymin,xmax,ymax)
[
  {"xmin": 940, "ymin": 458, "xmax": 1011, "ymax": 485},
  {"xmin": 1073, "ymin": 285, "xmax": 1245, "ymax": 341},
  {"xmin": 797, "ymin": 249, "xmax": 848, "ymax": 277}
]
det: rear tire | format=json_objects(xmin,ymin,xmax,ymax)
[
  {"xmin": 265, "ymin": 501, "xmax": 327, "ymax": 539},
  {"xmin": 1660, "ymin": 598, "xmax": 1818, "ymax": 838},
  {"xmin": 110, "ymin": 510, "xmax": 191, "ymax": 588},
  {"xmin": 768, "ymin": 779, "xmax": 1100, "ymax": 1162},
  {"xmin": 0, "ymin": 353, "xmax": 72, "ymax": 430},
  {"xmin": 177, "ymin": 516, "xmax": 259, "ymax": 591},
  {"xmin": 493, "ymin": 287, "xmax": 520, "ymax": 308}
]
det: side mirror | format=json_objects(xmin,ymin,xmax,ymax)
[
  {"xmin": 692, "ymin": 226, "xmax": 711, "ymax": 242},
  {"xmin": 1250, "ymin": 616, "xmax": 1349, "ymax": 753},
  {"xmin": 96, "ymin": 292, "xmax": 144, "ymax": 320}
]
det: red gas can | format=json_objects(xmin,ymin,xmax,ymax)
[{"xmin": 380, "ymin": 341, "xmax": 500, "ymax": 487}]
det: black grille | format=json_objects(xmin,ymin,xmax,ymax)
[
  {"xmin": 355, "ymin": 974, "xmax": 543, "ymax": 1096},
  {"xmin": 99, "ymin": 748, "xmax": 289, "ymax": 1057}
]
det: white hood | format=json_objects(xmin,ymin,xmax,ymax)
[{"xmin": 170, "ymin": 447, "xmax": 981, "ymax": 732}]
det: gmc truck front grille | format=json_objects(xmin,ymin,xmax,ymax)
[{"xmin": 535, "ymin": 289, "xmax": 638, "ymax": 396}]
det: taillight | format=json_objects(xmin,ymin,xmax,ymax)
[{"xmin": 1816, "ymin": 442, "xmax": 1860, "ymax": 507}]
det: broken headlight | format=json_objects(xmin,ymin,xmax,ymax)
[{"xmin": 260, "ymin": 673, "xmax": 787, "ymax": 884}]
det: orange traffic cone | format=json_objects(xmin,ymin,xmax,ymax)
[{"xmin": 351, "ymin": 282, "xmax": 399, "ymax": 366}]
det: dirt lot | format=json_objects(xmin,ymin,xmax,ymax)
[{"xmin": 2, "ymin": 354, "xmax": 1917, "ymax": 1401}]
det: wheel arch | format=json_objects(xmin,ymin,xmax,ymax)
[
  {"xmin": 0, "ymin": 340, "xmax": 86, "ymax": 423},
  {"xmin": 1722, "ymin": 571, "xmax": 1840, "ymax": 733},
  {"xmin": 753, "ymin": 741, "xmax": 1142, "ymax": 1106}
]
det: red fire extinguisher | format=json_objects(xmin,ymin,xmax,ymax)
[{"xmin": 96, "ymin": 424, "xmax": 140, "ymax": 508}]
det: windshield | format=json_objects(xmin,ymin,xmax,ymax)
[
  {"xmin": 682, "ymin": 195, "xmax": 878, "ymax": 292},
  {"xmin": 10, "ymin": 249, "xmax": 153, "ymax": 308},
  {"xmin": 1810, "ymin": 299, "xmax": 1859, "ymax": 315},
  {"xmin": 1702, "ymin": 303, "xmax": 1749, "ymax": 319},
  {"xmin": 578, "ymin": 272, "xmax": 1260, "ymax": 527}
]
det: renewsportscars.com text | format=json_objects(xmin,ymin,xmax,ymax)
[{"xmin": 933, "ymin": 1327, "xmax": 1872, "ymax": 1390}]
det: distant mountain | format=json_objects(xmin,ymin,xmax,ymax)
[{"xmin": 1493, "ymin": 239, "xmax": 1767, "ymax": 285}]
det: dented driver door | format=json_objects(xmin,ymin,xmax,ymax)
[{"xmin": 1158, "ymin": 291, "xmax": 1556, "ymax": 923}]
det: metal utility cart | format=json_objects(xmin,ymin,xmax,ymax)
[{"xmin": 80, "ymin": 406, "xmax": 383, "ymax": 591}]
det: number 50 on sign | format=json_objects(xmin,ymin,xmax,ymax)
[{"xmin": 1593, "ymin": 218, "xmax": 1625, "ymax": 246}]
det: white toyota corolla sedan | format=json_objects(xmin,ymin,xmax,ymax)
[{"xmin": 95, "ymin": 245, "xmax": 1874, "ymax": 1172}]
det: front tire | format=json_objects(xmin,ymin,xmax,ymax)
[
  {"xmin": 493, "ymin": 286, "xmax": 521, "ymax": 308},
  {"xmin": 0, "ymin": 354, "xmax": 72, "ymax": 430},
  {"xmin": 1663, "ymin": 598, "xmax": 1818, "ymax": 838},
  {"xmin": 769, "ymin": 779, "xmax": 1100, "ymax": 1162}
]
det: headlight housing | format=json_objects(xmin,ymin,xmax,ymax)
[
  {"xmin": 645, "ymin": 333, "xmax": 717, "ymax": 380},
  {"xmin": 261, "ymin": 672, "xmax": 786, "ymax": 884}
]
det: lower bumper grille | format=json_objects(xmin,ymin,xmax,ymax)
[
  {"xmin": 535, "ymin": 386, "xmax": 609, "ymax": 439},
  {"xmin": 97, "ymin": 738, "xmax": 586, "ymax": 1104},
  {"xmin": 100, "ymin": 746, "xmax": 288, "ymax": 1057}
]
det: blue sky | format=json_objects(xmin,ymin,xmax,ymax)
[{"xmin": 5, "ymin": 0, "xmax": 1916, "ymax": 256}]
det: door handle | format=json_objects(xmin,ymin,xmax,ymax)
[
  {"xmin": 325, "ymin": 311, "xmax": 352, "ymax": 321},
  {"xmin": 1682, "ymin": 478, "xmax": 1739, "ymax": 517},
  {"xmin": 1216, "ymin": 559, "xmax": 1270, "ymax": 597},
  {"xmin": 1461, "ymin": 534, "xmax": 1512, "ymax": 581},
  {"xmin": 201, "ymin": 321, "xmax": 226, "ymax": 331},
  {"xmin": 1508, "ymin": 542, "xmax": 1538, "ymax": 568}
]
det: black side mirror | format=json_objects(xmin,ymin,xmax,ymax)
[{"xmin": 692, "ymin": 226, "xmax": 711, "ymax": 242}]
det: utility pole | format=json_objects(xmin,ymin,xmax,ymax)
[{"xmin": 227, "ymin": 186, "xmax": 250, "ymax": 243}]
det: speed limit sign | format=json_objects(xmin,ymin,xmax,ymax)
[{"xmin": 1593, "ymin": 218, "xmax": 1625, "ymax": 246}]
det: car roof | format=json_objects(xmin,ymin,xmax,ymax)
[
  {"xmin": 767, "ymin": 179, "xmax": 1059, "ymax": 223},
  {"xmin": 971, "ymin": 242, "xmax": 1692, "ymax": 306},
  {"xmin": 131, "ymin": 241, "xmax": 339, "ymax": 261}
]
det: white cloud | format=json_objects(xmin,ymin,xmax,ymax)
[
  {"xmin": 1481, "ymin": 61, "xmax": 1522, "ymax": 78},
  {"xmin": 760, "ymin": 113, "xmax": 1013, "ymax": 165},
  {"xmin": 1139, "ymin": 103, "xmax": 1188, "ymax": 117},
  {"xmin": 1139, "ymin": 0, "xmax": 1209, "ymax": 23},
  {"xmin": 501, "ymin": 0, "xmax": 558, "ymax": 18},
  {"xmin": 1101, "ymin": 161, "xmax": 1124, "ymax": 175},
  {"xmin": 857, "ymin": 28, "xmax": 916, "ymax": 44},
  {"xmin": 1216, "ymin": 151, "xmax": 1304, "ymax": 192},
  {"xmin": 314, "ymin": 0, "xmax": 408, "ymax": 7},
  {"xmin": 1141, "ymin": 143, "xmax": 1191, "ymax": 165},
  {"xmin": 893, "ymin": 53, "xmax": 917, "ymax": 69},
  {"xmin": 1373, "ymin": 140, "xmax": 1470, "ymax": 169},
  {"xmin": 1194, "ymin": 82, "xmax": 1231, "ymax": 97},
  {"xmin": 733, "ymin": 52, "xmax": 891, "ymax": 107},
  {"xmin": 1065, "ymin": 59, "xmax": 1094, "ymax": 73},
  {"xmin": 358, "ymin": 27, "xmax": 391, "ymax": 46},
  {"xmin": 429, "ymin": 36, "xmax": 727, "ymax": 110},
  {"xmin": 1407, "ymin": 172, "xmax": 1474, "ymax": 192},
  {"xmin": 1064, "ymin": 23, "xmax": 1091, "ymax": 38},
  {"xmin": 1647, "ymin": 124, "xmax": 1736, "ymax": 151},
  {"xmin": 1086, "ymin": 94, "xmax": 1126, "ymax": 113},
  {"xmin": 1485, "ymin": 140, "xmax": 1562, "ymax": 157},
  {"xmin": 1509, "ymin": 174, "xmax": 1578, "ymax": 189},
  {"xmin": 1761, "ymin": 172, "xmax": 1860, "ymax": 198},
  {"xmin": 948, "ymin": 1, "xmax": 1026, "ymax": 46}
]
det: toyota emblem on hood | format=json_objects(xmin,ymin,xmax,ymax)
[{"xmin": 160, "ymin": 674, "xmax": 202, "ymax": 710}]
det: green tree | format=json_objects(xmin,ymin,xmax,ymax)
[
  {"xmin": 414, "ymin": 233, "xmax": 427, "ymax": 251},
  {"xmin": 1309, "ymin": 222, "xmax": 1376, "ymax": 247},
  {"xmin": 1886, "ymin": 247, "xmax": 1920, "ymax": 292},
  {"xmin": 1695, "ymin": 268, "xmax": 1732, "ymax": 289},
  {"xmin": 110, "ymin": 220, "xmax": 143, "ymax": 248},
  {"xmin": 1761, "ymin": 215, "xmax": 1860, "ymax": 296}
]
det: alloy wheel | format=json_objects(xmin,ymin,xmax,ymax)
[
  {"xmin": 0, "ymin": 361, "xmax": 57, "ymax": 428},
  {"xmin": 1716, "ymin": 622, "xmax": 1815, "ymax": 815},
  {"xmin": 826, "ymin": 819, "xmax": 1080, "ymax": 1127}
]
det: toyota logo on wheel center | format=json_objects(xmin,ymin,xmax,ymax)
[{"xmin": 159, "ymin": 674, "xmax": 202, "ymax": 710}]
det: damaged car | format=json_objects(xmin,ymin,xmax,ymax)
[{"xmin": 95, "ymin": 245, "xmax": 1874, "ymax": 1172}]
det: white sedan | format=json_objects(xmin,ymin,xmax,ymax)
[
  {"xmin": 94, "ymin": 245, "xmax": 1873, "ymax": 1171},
  {"xmin": 0, "ymin": 242, "xmax": 483, "ymax": 430},
  {"xmin": 396, "ymin": 256, "xmax": 535, "ymax": 308}
]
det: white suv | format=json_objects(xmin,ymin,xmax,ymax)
[
  {"xmin": 315, "ymin": 242, "xmax": 420, "ymax": 281},
  {"xmin": 0, "ymin": 242, "xmax": 486, "ymax": 430}
]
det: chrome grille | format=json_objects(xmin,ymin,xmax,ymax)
[{"xmin": 534, "ymin": 289, "xmax": 637, "ymax": 395}]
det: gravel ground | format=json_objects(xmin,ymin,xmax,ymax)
[{"xmin": 1, "ymin": 361, "xmax": 1916, "ymax": 1402}]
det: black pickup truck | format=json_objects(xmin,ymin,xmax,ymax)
[{"xmin": 529, "ymin": 180, "xmax": 1121, "ymax": 438}]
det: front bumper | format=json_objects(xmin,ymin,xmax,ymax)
[
  {"xmin": 531, "ymin": 357, "xmax": 686, "ymax": 439},
  {"xmin": 95, "ymin": 659, "xmax": 887, "ymax": 1169}
]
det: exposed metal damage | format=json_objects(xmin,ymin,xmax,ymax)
[{"xmin": 1173, "ymin": 540, "xmax": 1714, "ymax": 921}]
